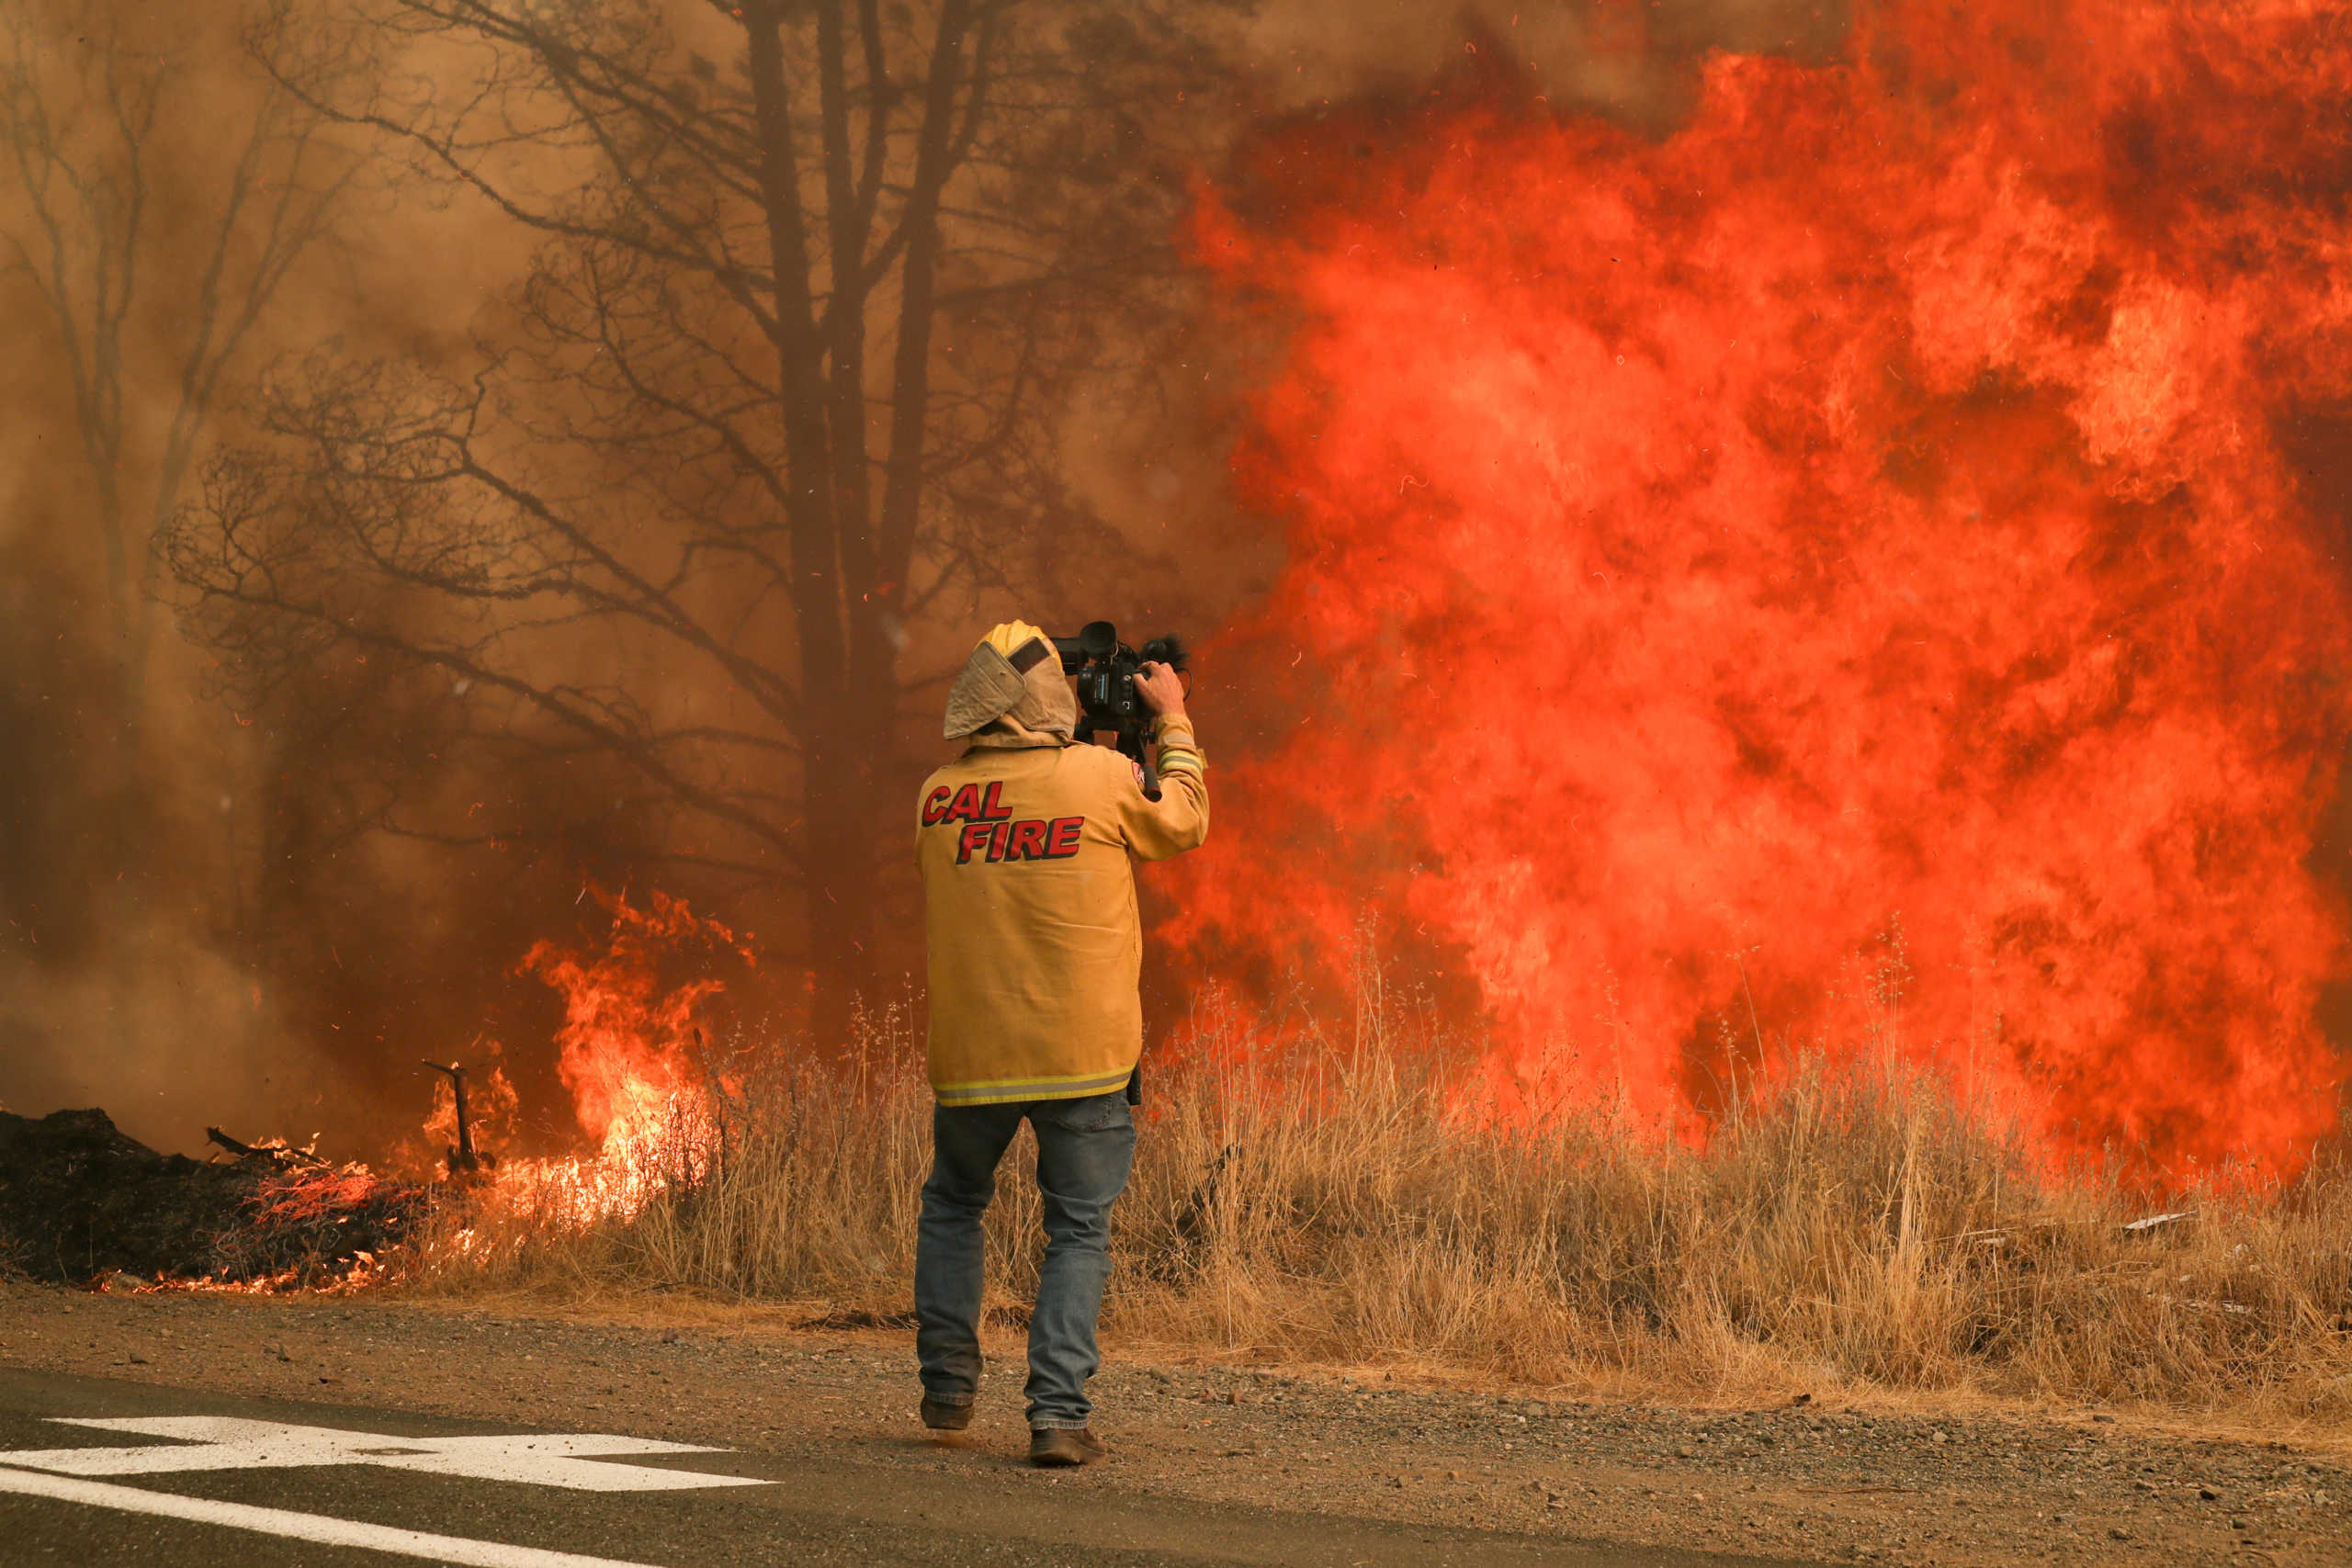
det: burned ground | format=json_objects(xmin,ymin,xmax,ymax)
[{"xmin": 0, "ymin": 1109, "xmax": 418, "ymax": 1286}]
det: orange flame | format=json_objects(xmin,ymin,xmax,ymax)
[
  {"xmin": 421, "ymin": 1058, "xmax": 519, "ymax": 1162},
  {"xmin": 469, "ymin": 887, "xmax": 753, "ymax": 1222},
  {"xmin": 520, "ymin": 887, "xmax": 750, "ymax": 1145},
  {"xmin": 1174, "ymin": 1, "xmax": 2352, "ymax": 1175}
]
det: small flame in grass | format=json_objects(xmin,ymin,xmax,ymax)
[{"xmin": 128, "ymin": 889, "xmax": 749, "ymax": 1293}]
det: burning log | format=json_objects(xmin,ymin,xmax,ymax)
[
  {"xmin": 205, "ymin": 1126, "xmax": 262, "ymax": 1160},
  {"xmin": 205, "ymin": 1126, "xmax": 326, "ymax": 1171},
  {"xmin": 423, "ymin": 1060, "xmax": 497, "ymax": 1178}
]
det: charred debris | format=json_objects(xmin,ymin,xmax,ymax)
[{"xmin": 0, "ymin": 1101, "xmax": 463, "ymax": 1291}]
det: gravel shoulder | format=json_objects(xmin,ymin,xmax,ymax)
[{"xmin": 0, "ymin": 1280, "xmax": 2343, "ymax": 1567}]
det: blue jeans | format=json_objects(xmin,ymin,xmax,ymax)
[{"xmin": 914, "ymin": 1089, "xmax": 1136, "ymax": 1430}]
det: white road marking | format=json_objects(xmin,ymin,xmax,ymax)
[
  {"xmin": 1, "ymin": 1417, "xmax": 770, "ymax": 1491},
  {"xmin": 0, "ymin": 1465, "xmax": 679, "ymax": 1568}
]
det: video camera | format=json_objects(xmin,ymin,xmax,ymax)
[{"xmin": 1053, "ymin": 621, "xmax": 1187, "ymax": 801}]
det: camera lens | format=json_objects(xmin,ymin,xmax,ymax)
[{"xmin": 1078, "ymin": 621, "xmax": 1117, "ymax": 660}]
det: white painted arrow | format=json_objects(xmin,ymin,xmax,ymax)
[
  {"xmin": 0, "ymin": 1468, "xmax": 687, "ymax": 1568},
  {"xmin": 0, "ymin": 1417, "xmax": 770, "ymax": 1491}
]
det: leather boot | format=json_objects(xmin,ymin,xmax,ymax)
[
  {"xmin": 921, "ymin": 1398, "xmax": 973, "ymax": 1432},
  {"xmin": 1027, "ymin": 1427, "xmax": 1106, "ymax": 1467}
]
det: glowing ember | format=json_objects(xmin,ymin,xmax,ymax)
[{"xmin": 1177, "ymin": 1, "xmax": 2352, "ymax": 1174}]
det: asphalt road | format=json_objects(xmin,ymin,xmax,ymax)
[{"xmin": 0, "ymin": 1369, "xmax": 1812, "ymax": 1568}]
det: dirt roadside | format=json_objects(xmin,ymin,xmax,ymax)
[{"xmin": 0, "ymin": 1281, "xmax": 2342, "ymax": 1567}]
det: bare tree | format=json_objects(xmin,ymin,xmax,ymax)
[
  {"xmin": 1, "ymin": 0, "xmax": 356, "ymax": 739},
  {"xmin": 163, "ymin": 0, "xmax": 1227, "ymax": 1034}
]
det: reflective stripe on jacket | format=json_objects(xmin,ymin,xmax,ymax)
[{"xmin": 917, "ymin": 718, "xmax": 1208, "ymax": 1107}]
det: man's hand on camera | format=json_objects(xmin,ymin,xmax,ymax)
[{"xmin": 1136, "ymin": 660, "xmax": 1187, "ymax": 723}]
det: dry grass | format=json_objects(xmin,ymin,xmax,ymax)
[{"xmin": 397, "ymin": 993, "xmax": 2352, "ymax": 1424}]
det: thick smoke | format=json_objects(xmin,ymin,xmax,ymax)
[
  {"xmin": 1239, "ymin": 0, "xmax": 1847, "ymax": 123},
  {"xmin": 0, "ymin": 0, "xmax": 1252, "ymax": 1163},
  {"xmin": 0, "ymin": 0, "xmax": 541, "ymax": 1157}
]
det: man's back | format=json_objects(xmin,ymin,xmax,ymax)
[
  {"xmin": 917, "ymin": 736, "xmax": 1207, "ymax": 1108},
  {"xmin": 912, "ymin": 618, "xmax": 1204, "ymax": 1463}
]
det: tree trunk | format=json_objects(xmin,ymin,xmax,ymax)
[
  {"xmin": 800, "ymin": 740, "xmax": 876, "ymax": 1046},
  {"xmin": 743, "ymin": 0, "xmax": 876, "ymax": 1044}
]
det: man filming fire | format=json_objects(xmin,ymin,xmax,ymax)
[{"xmin": 912, "ymin": 619, "xmax": 1208, "ymax": 1467}]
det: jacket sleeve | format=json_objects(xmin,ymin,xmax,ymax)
[{"xmin": 1114, "ymin": 716, "xmax": 1209, "ymax": 862}]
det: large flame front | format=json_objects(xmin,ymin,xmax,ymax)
[{"xmin": 1178, "ymin": 1, "xmax": 2352, "ymax": 1173}]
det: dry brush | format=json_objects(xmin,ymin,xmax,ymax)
[{"xmin": 395, "ymin": 998, "xmax": 2352, "ymax": 1422}]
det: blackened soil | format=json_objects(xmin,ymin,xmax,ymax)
[
  {"xmin": 0, "ymin": 1110, "xmax": 416, "ymax": 1285},
  {"xmin": 0, "ymin": 1110, "xmax": 255, "ymax": 1283}
]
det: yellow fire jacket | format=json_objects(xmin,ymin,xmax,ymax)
[{"xmin": 918, "ymin": 716, "xmax": 1208, "ymax": 1107}]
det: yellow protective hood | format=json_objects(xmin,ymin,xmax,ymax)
[{"xmin": 943, "ymin": 619, "xmax": 1076, "ymax": 746}]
